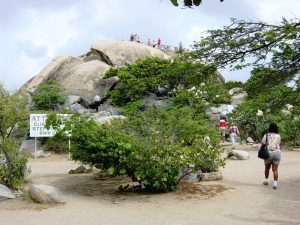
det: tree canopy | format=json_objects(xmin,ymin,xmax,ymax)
[
  {"xmin": 191, "ymin": 18, "xmax": 300, "ymax": 145},
  {"xmin": 190, "ymin": 18, "xmax": 300, "ymax": 83},
  {"xmin": 32, "ymin": 80, "xmax": 65, "ymax": 110},
  {"xmin": 0, "ymin": 84, "xmax": 29, "ymax": 188}
]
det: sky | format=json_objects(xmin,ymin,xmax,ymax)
[{"xmin": 0, "ymin": 0, "xmax": 299, "ymax": 91}]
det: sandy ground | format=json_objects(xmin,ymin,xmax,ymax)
[{"xmin": 0, "ymin": 144, "xmax": 300, "ymax": 225}]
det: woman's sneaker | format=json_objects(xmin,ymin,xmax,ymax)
[
  {"xmin": 263, "ymin": 180, "xmax": 269, "ymax": 185},
  {"xmin": 273, "ymin": 181, "xmax": 278, "ymax": 190}
]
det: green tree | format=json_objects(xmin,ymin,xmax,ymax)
[
  {"xmin": 0, "ymin": 84, "xmax": 30, "ymax": 188},
  {"xmin": 191, "ymin": 18, "xmax": 300, "ymax": 79},
  {"xmin": 32, "ymin": 80, "xmax": 65, "ymax": 110},
  {"xmin": 104, "ymin": 57, "xmax": 221, "ymax": 105},
  {"xmin": 191, "ymin": 18, "xmax": 300, "ymax": 144}
]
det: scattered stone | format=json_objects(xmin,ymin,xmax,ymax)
[
  {"xmin": 28, "ymin": 184, "xmax": 65, "ymax": 204},
  {"xmin": 246, "ymin": 137, "xmax": 255, "ymax": 143},
  {"xmin": 32, "ymin": 150, "xmax": 51, "ymax": 158},
  {"xmin": 84, "ymin": 168, "xmax": 92, "ymax": 173},
  {"xmin": 177, "ymin": 167, "xmax": 202, "ymax": 182},
  {"xmin": 0, "ymin": 184, "xmax": 15, "ymax": 201},
  {"xmin": 200, "ymin": 171, "xmax": 223, "ymax": 181},
  {"xmin": 68, "ymin": 165, "xmax": 86, "ymax": 174},
  {"xmin": 228, "ymin": 150, "xmax": 249, "ymax": 160}
]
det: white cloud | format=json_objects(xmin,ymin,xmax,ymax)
[
  {"xmin": 249, "ymin": 0, "xmax": 300, "ymax": 22},
  {"xmin": 20, "ymin": 8, "xmax": 79, "ymax": 57},
  {"xmin": 0, "ymin": 0, "xmax": 299, "ymax": 90}
]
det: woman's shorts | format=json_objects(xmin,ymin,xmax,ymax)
[
  {"xmin": 264, "ymin": 150, "xmax": 281, "ymax": 165},
  {"xmin": 220, "ymin": 127, "xmax": 226, "ymax": 137}
]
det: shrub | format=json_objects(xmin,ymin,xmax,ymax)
[
  {"xmin": 32, "ymin": 80, "xmax": 65, "ymax": 110},
  {"xmin": 0, "ymin": 84, "xmax": 30, "ymax": 188},
  {"xmin": 0, "ymin": 151, "xmax": 29, "ymax": 188},
  {"xmin": 48, "ymin": 106, "xmax": 225, "ymax": 192}
]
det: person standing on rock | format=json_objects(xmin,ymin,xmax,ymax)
[
  {"xmin": 219, "ymin": 119, "xmax": 227, "ymax": 143},
  {"xmin": 157, "ymin": 38, "xmax": 161, "ymax": 47},
  {"xmin": 229, "ymin": 123, "xmax": 239, "ymax": 149},
  {"xmin": 94, "ymin": 95, "xmax": 101, "ymax": 112},
  {"xmin": 70, "ymin": 103, "xmax": 79, "ymax": 113},
  {"xmin": 261, "ymin": 123, "xmax": 281, "ymax": 190}
]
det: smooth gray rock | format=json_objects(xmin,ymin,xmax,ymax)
[
  {"xmin": 231, "ymin": 92, "xmax": 247, "ymax": 106},
  {"xmin": 63, "ymin": 95, "xmax": 81, "ymax": 108},
  {"xmin": 69, "ymin": 165, "xmax": 87, "ymax": 174},
  {"xmin": 19, "ymin": 139, "xmax": 41, "ymax": 157},
  {"xmin": 91, "ymin": 40, "xmax": 170, "ymax": 67},
  {"xmin": 58, "ymin": 60, "xmax": 112, "ymax": 103},
  {"xmin": 200, "ymin": 171, "xmax": 223, "ymax": 181},
  {"xmin": 230, "ymin": 150, "xmax": 249, "ymax": 160},
  {"xmin": 0, "ymin": 184, "xmax": 15, "ymax": 201},
  {"xmin": 229, "ymin": 87, "xmax": 243, "ymax": 96},
  {"xmin": 177, "ymin": 167, "xmax": 202, "ymax": 182},
  {"xmin": 91, "ymin": 115, "xmax": 126, "ymax": 124},
  {"xmin": 28, "ymin": 184, "xmax": 65, "ymax": 204},
  {"xmin": 247, "ymin": 137, "xmax": 255, "ymax": 143},
  {"xmin": 20, "ymin": 56, "xmax": 83, "ymax": 93},
  {"xmin": 32, "ymin": 150, "xmax": 51, "ymax": 158}
]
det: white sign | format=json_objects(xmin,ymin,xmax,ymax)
[{"xmin": 30, "ymin": 114, "xmax": 70, "ymax": 137}]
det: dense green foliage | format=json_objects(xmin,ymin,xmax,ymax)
[
  {"xmin": 47, "ymin": 106, "xmax": 224, "ymax": 192},
  {"xmin": 32, "ymin": 80, "xmax": 65, "ymax": 110},
  {"xmin": 224, "ymin": 81, "xmax": 244, "ymax": 90},
  {"xmin": 189, "ymin": 18, "xmax": 300, "ymax": 146},
  {"xmin": 104, "ymin": 57, "xmax": 230, "ymax": 106},
  {"xmin": 41, "ymin": 56, "xmax": 229, "ymax": 193},
  {"xmin": 191, "ymin": 18, "xmax": 300, "ymax": 77},
  {"xmin": 0, "ymin": 84, "xmax": 30, "ymax": 188}
]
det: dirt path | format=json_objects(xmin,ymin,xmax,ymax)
[{"xmin": 1, "ymin": 145, "xmax": 299, "ymax": 225}]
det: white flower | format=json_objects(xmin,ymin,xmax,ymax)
[
  {"xmin": 188, "ymin": 86, "xmax": 196, "ymax": 92},
  {"xmin": 256, "ymin": 110, "xmax": 263, "ymax": 116},
  {"xmin": 216, "ymin": 95, "xmax": 220, "ymax": 98},
  {"xmin": 286, "ymin": 104, "xmax": 293, "ymax": 110}
]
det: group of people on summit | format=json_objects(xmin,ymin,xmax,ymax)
[{"xmin": 129, "ymin": 34, "xmax": 161, "ymax": 48}]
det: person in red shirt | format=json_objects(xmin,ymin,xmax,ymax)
[
  {"xmin": 219, "ymin": 119, "xmax": 226, "ymax": 142},
  {"xmin": 157, "ymin": 38, "xmax": 161, "ymax": 47}
]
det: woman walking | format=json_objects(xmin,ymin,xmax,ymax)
[{"xmin": 261, "ymin": 123, "xmax": 281, "ymax": 189}]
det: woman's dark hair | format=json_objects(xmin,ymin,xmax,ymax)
[{"xmin": 268, "ymin": 123, "xmax": 278, "ymax": 133}]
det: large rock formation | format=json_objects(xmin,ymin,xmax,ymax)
[
  {"xmin": 91, "ymin": 40, "xmax": 170, "ymax": 67},
  {"xmin": 20, "ymin": 40, "xmax": 226, "ymax": 111},
  {"xmin": 20, "ymin": 41, "xmax": 171, "ymax": 106}
]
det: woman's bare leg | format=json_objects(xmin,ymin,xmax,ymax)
[
  {"xmin": 264, "ymin": 163, "xmax": 271, "ymax": 179},
  {"xmin": 272, "ymin": 163, "xmax": 279, "ymax": 181}
]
